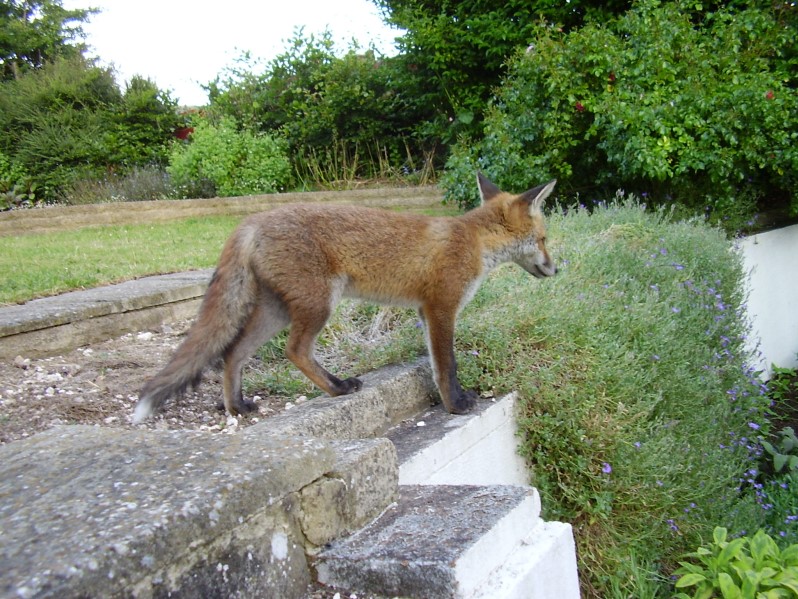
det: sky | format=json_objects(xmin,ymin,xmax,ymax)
[{"xmin": 61, "ymin": 0, "xmax": 401, "ymax": 106}]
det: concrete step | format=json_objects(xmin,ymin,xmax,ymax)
[
  {"xmin": 0, "ymin": 425, "xmax": 398, "ymax": 599},
  {"xmin": 312, "ymin": 393, "xmax": 581, "ymax": 598},
  {"xmin": 314, "ymin": 485, "xmax": 579, "ymax": 599},
  {"xmin": 388, "ymin": 392, "xmax": 530, "ymax": 486}
]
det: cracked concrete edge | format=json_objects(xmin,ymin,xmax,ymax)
[
  {"xmin": 257, "ymin": 358, "xmax": 438, "ymax": 442},
  {"xmin": 0, "ymin": 270, "xmax": 213, "ymax": 360}
]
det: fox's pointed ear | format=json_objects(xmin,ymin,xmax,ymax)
[
  {"xmin": 520, "ymin": 179, "xmax": 557, "ymax": 210},
  {"xmin": 477, "ymin": 172, "xmax": 502, "ymax": 203}
]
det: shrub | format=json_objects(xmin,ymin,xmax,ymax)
[
  {"xmin": 450, "ymin": 199, "xmax": 769, "ymax": 595},
  {"xmin": 208, "ymin": 32, "xmax": 430, "ymax": 184},
  {"xmin": 106, "ymin": 76, "xmax": 183, "ymax": 168},
  {"xmin": 0, "ymin": 150, "xmax": 39, "ymax": 210},
  {"xmin": 674, "ymin": 527, "xmax": 798, "ymax": 598},
  {"xmin": 167, "ymin": 116, "xmax": 291, "ymax": 197},
  {"xmin": 0, "ymin": 56, "xmax": 182, "ymax": 203},
  {"xmin": 443, "ymin": 0, "xmax": 798, "ymax": 229}
]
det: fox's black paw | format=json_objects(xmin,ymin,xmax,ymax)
[
  {"xmin": 339, "ymin": 377, "xmax": 363, "ymax": 395},
  {"xmin": 448, "ymin": 389, "xmax": 479, "ymax": 414},
  {"xmin": 218, "ymin": 399, "xmax": 258, "ymax": 416}
]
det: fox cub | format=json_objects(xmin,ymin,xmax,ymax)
[{"xmin": 133, "ymin": 173, "xmax": 556, "ymax": 423}]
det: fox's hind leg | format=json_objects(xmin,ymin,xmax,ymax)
[
  {"xmin": 284, "ymin": 302, "xmax": 363, "ymax": 397},
  {"xmin": 222, "ymin": 286, "xmax": 289, "ymax": 416}
]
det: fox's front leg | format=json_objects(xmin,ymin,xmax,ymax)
[{"xmin": 420, "ymin": 305, "xmax": 478, "ymax": 414}]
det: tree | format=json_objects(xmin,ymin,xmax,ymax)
[
  {"xmin": 108, "ymin": 76, "xmax": 182, "ymax": 168},
  {"xmin": 208, "ymin": 31, "xmax": 430, "ymax": 182},
  {"xmin": 0, "ymin": 55, "xmax": 121, "ymax": 197},
  {"xmin": 372, "ymin": 0, "xmax": 632, "ymax": 145},
  {"xmin": 0, "ymin": 56, "xmax": 183, "ymax": 202},
  {"xmin": 442, "ymin": 0, "xmax": 798, "ymax": 230},
  {"xmin": 0, "ymin": 0, "xmax": 96, "ymax": 80}
]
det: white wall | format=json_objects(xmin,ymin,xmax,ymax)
[{"xmin": 739, "ymin": 223, "xmax": 798, "ymax": 375}]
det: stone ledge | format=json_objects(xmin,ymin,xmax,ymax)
[
  {"xmin": 314, "ymin": 485, "xmax": 540, "ymax": 598},
  {"xmin": 0, "ymin": 424, "xmax": 398, "ymax": 599},
  {"xmin": 0, "ymin": 186, "xmax": 443, "ymax": 237},
  {"xmin": 0, "ymin": 271, "xmax": 212, "ymax": 360},
  {"xmin": 260, "ymin": 359, "xmax": 438, "ymax": 441}
]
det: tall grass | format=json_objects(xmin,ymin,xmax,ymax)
[{"xmin": 292, "ymin": 138, "xmax": 437, "ymax": 190}]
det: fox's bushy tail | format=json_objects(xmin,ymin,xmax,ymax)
[{"xmin": 133, "ymin": 237, "xmax": 257, "ymax": 423}]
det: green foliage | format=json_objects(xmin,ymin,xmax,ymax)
[
  {"xmin": 106, "ymin": 76, "xmax": 182, "ymax": 168},
  {"xmin": 0, "ymin": 55, "xmax": 120, "ymax": 199},
  {"xmin": 167, "ymin": 116, "xmax": 291, "ymax": 197},
  {"xmin": 769, "ymin": 367, "xmax": 798, "ymax": 406},
  {"xmin": 374, "ymin": 0, "xmax": 633, "ymax": 145},
  {"xmin": 674, "ymin": 527, "xmax": 798, "ymax": 598},
  {"xmin": 0, "ymin": 148, "xmax": 37, "ymax": 210},
  {"xmin": 0, "ymin": 0, "xmax": 96, "ymax": 80},
  {"xmin": 443, "ymin": 0, "xmax": 798, "ymax": 228},
  {"xmin": 207, "ymin": 31, "xmax": 430, "ymax": 184},
  {"xmin": 761, "ymin": 428, "xmax": 798, "ymax": 475},
  {"xmin": 0, "ymin": 56, "xmax": 182, "ymax": 203}
]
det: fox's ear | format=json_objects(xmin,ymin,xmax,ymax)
[
  {"xmin": 520, "ymin": 179, "xmax": 557, "ymax": 210},
  {"xmin": 477, "ymin": 172, "xmax": 502, "ymax": 203}
]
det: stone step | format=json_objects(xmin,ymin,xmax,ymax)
[
  {"xmin": 314, "ymin": 484, "xmax": 579, "ymax": 599},
  {"xmin": 387, "ymin": 392, "xmax": 530, "ymax": 486},
  {"xmin": 311, "ymin": 392, "xmax": 581, "ymax": 598}
]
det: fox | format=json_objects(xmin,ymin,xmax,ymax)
[{"xmin": 132, "ymin": 173, "xmax": 557, "ymax": 424}]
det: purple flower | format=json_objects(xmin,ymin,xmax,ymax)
[
  {"xmin": 602, "ymin": 462, "xmax": 612, "ymax": 474},
  {"xmin": 748, "ymin": 422, "xmax": 760, "ymax": 431},
  {"xmin": 671, "ymin": 263, "xmax": 685, "ymax": 271}
]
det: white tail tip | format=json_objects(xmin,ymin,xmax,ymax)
[{"xmin": 132, "ymin": 397, "xmax": 153, "ymax": 425}]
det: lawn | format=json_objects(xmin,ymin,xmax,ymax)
[{"xmin": 0, "ymin": 217, "xmax": 240, "ymax": 305}]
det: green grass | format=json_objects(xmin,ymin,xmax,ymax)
[{"xmin": 0, "ymin": 216, "xmax": 242, "ymax": 305}]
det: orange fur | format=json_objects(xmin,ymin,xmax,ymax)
[{"xmin": 133, "ymin": 174, "xmax": 556, "ymax": 423}]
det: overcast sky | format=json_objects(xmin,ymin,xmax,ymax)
[{"xmin": 62, "ymin": 0, "xmax": 400, "ymax": 106}]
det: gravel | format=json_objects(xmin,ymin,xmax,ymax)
[{"xmin": 0, "ymin": 319, "xmax": 296, "ymax": 445}]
